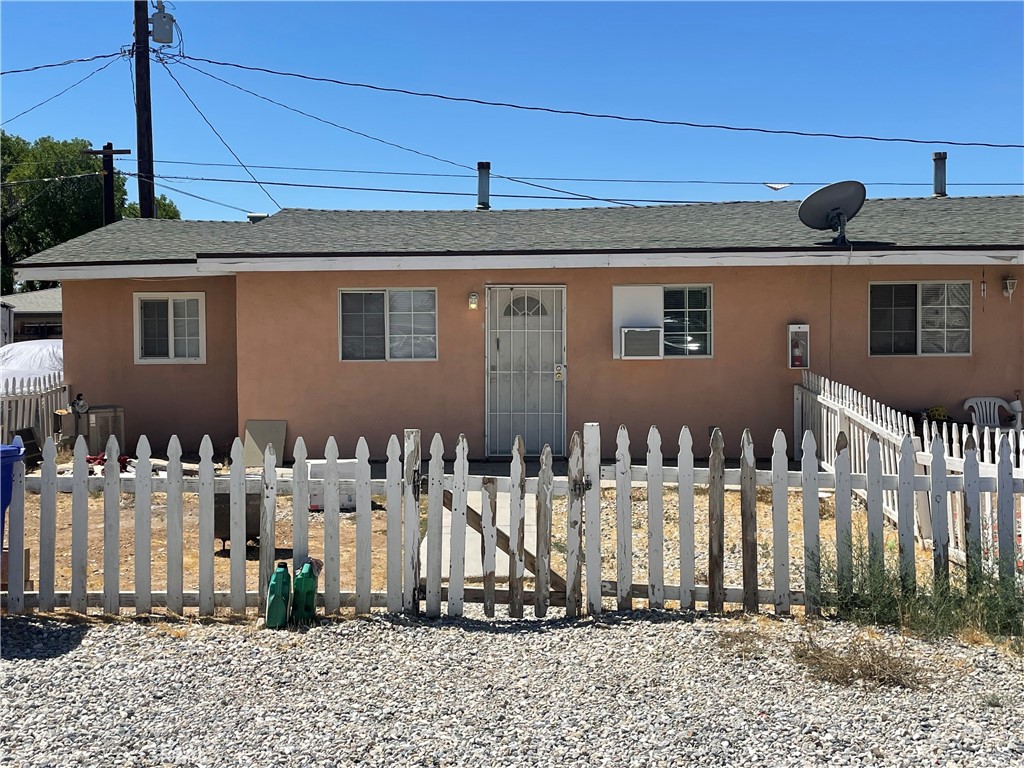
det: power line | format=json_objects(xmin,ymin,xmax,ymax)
[
  {"xmin": 2, "ymin": 57, "xmax": 122, "ymax": 126},
  {"xmin": 117, "ymin": 158, "xmax": 1024, "ymax": 188},
  {"xmin": 177, "ymin": 53, "xmax": 1024, "ymax": 150},
  {"xmin": 166, "ymin": 56, "xmax": 636, "ymax": 208},
  {"xmin": 123, "ymin": 171, "xmax": 251, "ymax": 214},
  {"xmin": 1, "ymin": 52, "xmax": 124, "ymax": 76},
  {"xmin": 158, "ymin": 59, "xmax": 281, "ymax": 210},
  {"xmin": 141, "ymin": 172, "xmax": 708, "ymax": 203},
  {"xmin": 1, "ymin": 171, "xmax": 105, "ymax": 188}
]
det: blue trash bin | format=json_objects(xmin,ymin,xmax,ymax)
[{"xmin": 1, "ymin": 443, "xmax": 26, "ymax": 544}]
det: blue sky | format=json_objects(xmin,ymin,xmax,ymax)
[{"xmin": 2, "ymin": 1, "xmax": 1022, "ymax": 220}]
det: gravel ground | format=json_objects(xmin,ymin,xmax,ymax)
[{"xmin": 2, "ymin": 609, "xmax": 1023, "ymax": 768}]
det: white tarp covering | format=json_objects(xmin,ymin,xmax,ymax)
[{"xmin": 0, "ymin": 339, "xmax": 63, "ymax": 389}]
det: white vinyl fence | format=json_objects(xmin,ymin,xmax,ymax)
[
  {"xmin": 3, "ymin": 423, "xmax": 1022, "ymax": 618},
  {"xmin": 1, "ymin": 373, "xmax": 66, "ymax": 444}
]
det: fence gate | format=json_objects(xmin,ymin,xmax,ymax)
[{"xmin": 486, "ymin": 286, "xmax": 566, "ymax": 456}]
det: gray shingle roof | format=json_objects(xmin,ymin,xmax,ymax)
[
  {"xmin": 0, "ymin": 286, "xmax": 62, "ymax": 313},
  {"xmin": 17, "ymin": 196, "xmax": 1024, "ymax": 268}
]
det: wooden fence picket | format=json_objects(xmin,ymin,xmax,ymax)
[
  {"xmin": 403, "ymin": 429, "xmax": 421, "ymax": 615},
  {"xmin": 678, "ymin": 427, "xmax": 695, "ymax": 611},
  {"xmin": 385, "ymin": 435, "xmax": 403, "ymax": 613},
  {"xmin": 197, "ymin": 436, "xmax": 215, "ymax": 616},
  {"xmin": 38, "ymin": 438, "xmax": 57, "ymax": 612},
  {"xmin": 448, "ymin": 434, "xmax": 469, "ymax": 617},
  {"xmin": 356, "ymin": 437, "xmax": 373, "ymax": 616},
  {"xmin": 708, "ymin": 429, "xmax": 725, "ymax": 614},
  {"xmin": 508, "ymin": 436, "xmax": 527, "ymax": 619},
  {"xmin": 929, "ymin": 434, "xmax": 949, "ymax": 594},
  {"xmin": 962, "ymin": 435, "xmax": 981, "ymax": 592},
  {"xmin": 566, "ymin": 431, "xmax": 584, "ymax": 618},
  {"xmin": 134, "ymin": 436, "xmax": 153, "ymax": 615},
  {"xmin": 647, "ymin": 426, "xmax": 665, "ymax": 610},
  {"xmin": 996, "ymin": 436, "xmax": 1015, "ymax": 584},
  {"xmin": 740, "ymin": 429, "xmax": 758, "ymax": 614},
  {"xmin": 583, "ymin": 422, "xmax": 602, "ymax": 616},
  {"xmin": 166, "ymin": 437, "xmax": 184, "ymax": 616},
  {"xmin": 481, "ymin": 477, "xmax": 497, "ymax": 618},
  {"xmin": 866, "ymin": 434, "xmax": 884, "ymax": 585},
  {"xmin": 834, "ymin": 433, "xmax": 852, "ymax": 607},
  {"xmin": 615, "ymin": 426, "xmax": 632, "ymax": 612},
  {"xmin": 229, "ymin": 438, "xmax": 247, "ymax": 614},
  {"xmin": 801, "ymin": 431, "xmax": 820, "ymax": 617},
  {"xmin": 292, "ymin": 437, "xmax": 309, "ymax": 571},
  {"xmin": 323, "ymin": 437, "xmax": 341, "ymax": 615},
  {"xmin": 103, "ymin": 435, "xmax": 120, "ymax": 615},
  {"xmin": 898, "ymin": 435, "xmax": 916, "ymax": 595},
  {"xmin": 425, "ymin": 433, "xmax": 445, "ymax": 618},
  {"xmin": 70, "ymin": 435, "xmax": 88, "ymax": 614},
  {"xmin": 258, "ymin": 444, "xmax": 277, "ymax": 617},
  {"xmin": 7, "ymin": 436, "xmax": 25, "ymax": 614},
  {"xmin": 535, "ymin": 444, "xmax": 554, "ymax": 618},
  {"xmin": 771, "ymin": 430, "xmax": 789, "ymax": 615}
]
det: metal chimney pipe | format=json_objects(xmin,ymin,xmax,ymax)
[
  {"xmin": 933, "ymin": 152, "xmax": 947, "ymax": 198},
  {"xmin": 477, "ymin": 161, "xmax": 491, "ymax": 210}
]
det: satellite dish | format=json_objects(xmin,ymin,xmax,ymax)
[{"xmin": 798, "ymin": 180, "xmax": 867, "ymax": 246}]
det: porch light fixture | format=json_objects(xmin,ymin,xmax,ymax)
[
  {"xmin": 1003, "ymin": 277, "xmax": 1018, "ymax": 302},
  {"xmin": 468, "ymin": 292, "xmax": 479, "ymax": 310}
]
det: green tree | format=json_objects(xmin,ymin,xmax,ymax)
[{"xmin": 1, "ymin": 131, "xmax": 180, "ymax": 293}]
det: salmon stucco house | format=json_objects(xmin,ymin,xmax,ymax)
[{"xmin": 14, "ymin": 191, "xmax": 1024, "ymax": 461}]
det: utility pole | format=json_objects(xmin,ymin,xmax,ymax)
[
  {"xmin": 134, "ymin": 0, "xmax": 156, "ymax": 218},
  {"xmin": 82, "ymin": 143, "xmax": 131, "ymax": 225}
]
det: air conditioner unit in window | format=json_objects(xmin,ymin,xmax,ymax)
[
  {"xmin": 620, "ymin": 327, "xmax": 664, "ymax": 359},
  {"xmin": 85, "ymin": 405, "xmax": 126, "ymax": 455}
]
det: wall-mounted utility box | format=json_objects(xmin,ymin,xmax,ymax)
[{"xmin": 788, "ymin": 324, "xmax": 809, "ymax": 369}]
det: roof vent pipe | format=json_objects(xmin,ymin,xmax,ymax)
[
  {"xmin": 476, "ymin": 161, "xmax": 491, "ymax": 211},
  {"xmin": 932, "ymin": 152, "xmax": 947, "ymax": 198},
  {"xmin": 247, "ymin": 213, "xmax": 269, "ymax": 223}
]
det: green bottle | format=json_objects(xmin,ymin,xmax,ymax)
[
  {"xmin": 291, "ymin": 561, "xmax": 317, "ymax": 625},
  {"xmin": 266, "ymin": 562, "xmax": 290, "ymax": 629}
]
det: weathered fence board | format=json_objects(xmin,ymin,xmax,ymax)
[
  {"xmin": 740, "ymin": 429, "xmax": 758, "ymax": 614},
  {"xmin": 197, "ymin": 436, "xmax": 215, "ymax": 616},
  {"xmin": 229, "ymin": 438, "xmax": 247, "ymax": 615},
  {"xmin": 38, "ymin": 438, "xmax": 56, "ymax": 613},
  {"xmin": 508, "ymin": 436, "xmax": 526, "ymax": 619},
  {"xmin": 403, "ymin": 429, "xmax": 421, "ymax": 614},
  {"xmin": 535, "ymin": 445, "xmax": 554, "ymax": 619},
  {"xmin": 425, "ymin": 434, "xmax": 444, "ymax": 619},
  {"xmin": 447, "ymin": 435, "xmax": 469, "ymax": 618},
  {"xmin": 707, "ymin": 429, "xmax": 725, "ymax": 614},
  {"xmin": 385, "ymin": 436, "xmax": 403, "ymax": 614},
  {"xmin": 678, "ymin": 427, "xmax": 695, "ymax": 612},
  {"xmin": 583, "ymin": 422, "xmax": 602, "ymax": 616},
  {"xmin": 323, "ymin": 438, "xmax": 341, "ymax": 615},
  {"xmin": 134, "ymin": 436, "xmax": 152, "ymax": 615},
  {"xmin": 566, "ymin": 431, "xmax": 584, "ymax": 618},
  {"xmin": 166, "ymin": 437, "xmax": 183, "ymax": 616},
  {"xmin": 356, "ymin": 437, "xmax": 373, "ymax": 616},
  {"xmin": 615, "ymin": 426, "xmax": 632, "ymax": 612},
  {"xmin": 771, "ymin": 430, "xmax": 789, "ymax": 615},
  {"xmin": 647, "ymin": 427, "xmax": 665, "ymax": 610}
]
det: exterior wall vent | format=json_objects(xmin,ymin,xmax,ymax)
[{"xmin": 620, "ymin": 327, "xmax": 663, "ymax": 359}]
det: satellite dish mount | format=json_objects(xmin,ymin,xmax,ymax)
[{"xmin": 798, "ymin": 181, "xmax": 867, "ymax": 247}]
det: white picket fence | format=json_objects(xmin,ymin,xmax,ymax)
[
  {"xmin": 796, "ymin": 371, "xmax": 1024, "ymax": 571},
  {"xmin": 3, "ymin": 423, "xmax": 1022, "ymax": 618},
  {"xmin": 1, "ymin": 372, "xmax": 66, "ymax": 444}
]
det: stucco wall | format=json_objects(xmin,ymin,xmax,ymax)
[
  {"xmin": 234, "ymin": 264, "xmax": 1023, "ymax": 461},
  {"xmin": 62, "ymin": 277, "xmax": 238, "ymax": 454}
]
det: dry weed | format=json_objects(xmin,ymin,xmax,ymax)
[{"xmin": 792, "ymin": 631, "xmax": 924, "ymax": 689}]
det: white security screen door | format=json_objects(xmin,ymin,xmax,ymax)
[{"xmin": 486, "ymin": 287, "xmax": 566, "ymax": 456}]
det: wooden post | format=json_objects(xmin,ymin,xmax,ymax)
[
  {"xmin": 425, "ymin": 433, "xmax": 445, "ymax": 618},
  {"xmin": 448, "ymin": 434, "xmax": 469, "ymax": 617},
  {"xmin": 962, "ymin": 435, "xmax": 982, "ymax": 593},
  {"xmin": 708, "ymin": 429, "xmax": 725, "ymax": 614},
  {"xmin": 566, "ymin": 432, "xmax": 584, "ymax": 617},
  {"xmin": 583, "ymin": 422, "xmax": 602, "ymax": 616},
  {"xmin": 615, "ymin": 426, "xmax": 632, "ymax": 612},
  {"xmin": 481, "ymin": 477, "xmax": 497, "ymax": 618},
  {"xmin": 70, "ymin": 436, "xmax": 88, "ymax": 614},
  {"xmin": 739, "ymin": 429, "xmax": 758, "ymax": 614},
  {"xmin": 771, "ymin": 430, "xmax": 789, "ymax": 615},
  {"xmin": 801, "ymin": 431, "xmax": 820, "ymax": 617},
  {"xmin": 133, "ymin": 1, "xmax": 156, "ymax": 218},
  {"xmin": 535, "ymin": 444, "xmax": 554, "ymax": 618},
  {"xmin": 678, "ymin": 427, "xmax": 695, "ymax": 612},
  {"xmin": 403, "ymin": 429, "xmax": 421, "ymax": 615},
  {"xmin": 197, "ymin": 436, "xmax": 215, "ymax": 616},
  {"xmin": 258, "ymin": 444, "xmax": 277, "ymax": 617},
  {"xmin": 385, "ymin": 435, "xmax": 403, "ymax": 613},
  {"xmin": 102, "ymin": 435, "xmax": 120, "ymax": 616},
  {"xmin": 647, "ymin": 426, "xmax": 665, "ymax": 610},
  {"xmin": 165, "ymin": 436, "xmax": 183, "ymax": 616},
  {"xmin": 508, "ymin": 436, "xmax": 526, "ymax": 619},
  {"xmin": 323, "ymin": 437, "xmax": 341, "ymax": 615},
  {"xmin": 134, "ymin": 435, "xmax": 152, "ymax": 615},
  {"xmin": 356, "ymin": 437, "xmax": 373, "ymax": 616},
  {"xmin": 229, "ymin": 438, "xmax": 246, "ymax": 615}
]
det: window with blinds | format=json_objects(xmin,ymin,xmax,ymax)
[
  {"xmin": 340, "ymin": 289, "xmax": 437, "ymax": 361},
  {"xmin": 869, "ymin": 282, "xmax": 970, "ymax": 356}
]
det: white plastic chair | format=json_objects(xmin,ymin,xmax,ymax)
[{"xmin": 963, "ymin": 397, "xmax": 1013, "ymax": 428}]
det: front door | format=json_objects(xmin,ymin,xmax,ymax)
[{"xmin": 486, "ymin": 286, "xmax": 566, "ymax": 456}]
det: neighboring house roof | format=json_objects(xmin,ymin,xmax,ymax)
[
  {"xmin": 1, "ymin": 286, "xmax": 63, "ymax": 313},
  {"xmin": 14, "ymin": 196, "xmax": 1024, "ymax": 272}
]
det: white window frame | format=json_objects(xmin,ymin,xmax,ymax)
[
  {"xmin": 132, "ymin": 291, "xmax": 207, "ymax": 365},
  {"xmin": 611, "ymin": 285, "xmax": 714, "ymax": 359},
  {"xmin": 662, "ymin": 284, "xmax": 713, "ymax": 358},
  {"xmin": 338, "ymin": 288, "xmax": 438, "ymax": 362},
  {"xmin": 867, "ymin": 280, "xmax": 972, "ymax": 357}
]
